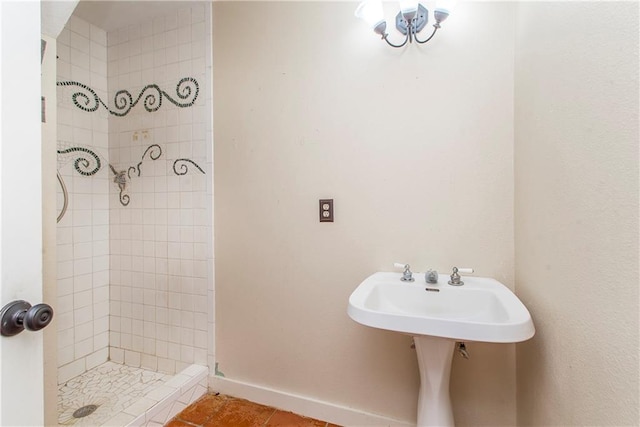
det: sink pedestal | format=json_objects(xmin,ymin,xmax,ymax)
[{"xmin": 413, "ymin": 335, "xmax": 455, "ymax": 427}]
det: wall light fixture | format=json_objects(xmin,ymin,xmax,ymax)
[{"xmin": 355, "ymin": 0, "xmax": 456, "ymax": 48}]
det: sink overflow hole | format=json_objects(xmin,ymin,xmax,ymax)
[
  {"xmin": 425, "ymin": 288, "xmax": 440, "ymax": 292},
  {"xmin": 72, "ymin": 404, "xmax": 98, "ymax": 418}
]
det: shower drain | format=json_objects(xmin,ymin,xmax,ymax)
[{"xmin": 72, "ymin": 404, "xmax": 98, "ymax": 418}]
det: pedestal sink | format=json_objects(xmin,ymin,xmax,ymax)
[{"xmin": 347, "ymin": 272, "xmax": 534, "ymax": 426}]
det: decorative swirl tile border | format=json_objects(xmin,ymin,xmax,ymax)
[
  {"xmin": 109, "ymin": 145, "xmax": 164, "ymax": 207},
  {"xmin": 173, "ymin": 159, "xmax": 206, "ymax": 175},
  {"xmin": 57, "ymin": 77, "xmax": 199, "ymax": 116},
  {"xmin": 109, "ymin": 144, "xmax": 205, "ymax": 206},
  {"xmin": 57, "ymin": 146, "xmax": 102, "ymax": 176},
  {"xmin": 128, "ymin": 144, "xmax": 163, "ymax": 179},
  {"xmin": 56, "ymin": 146, "xmax": 104, "ymax": 222},
  {"xmin": 56, "ymin": 144, "xmax": 205, "ymax": 209}
]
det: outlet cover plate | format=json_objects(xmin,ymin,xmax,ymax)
[{"xmin": 319, "ymin": 199, "xmax": 333, "ymax": 222}]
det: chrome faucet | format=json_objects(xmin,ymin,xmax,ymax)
[
  {"xmin": 394, "ymin": 263, "xmax": 414, "ymax": 282},
  {"xmin": 448, "ymin": 267, "xmax": 474, "ymax": 286}
]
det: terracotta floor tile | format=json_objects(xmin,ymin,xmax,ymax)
[
  {"xmin": 177, "ymin": 393, "xmax": 229, "ymax": 425},
  {"xmin": 168, "ymin": 393, "xmax": 341, "ymax": 427},
  {"xmin": 266, "ymin": 410, "xmax": 327, "ymax": 427},
  {"xmin": 202, "ymin": 397, "xmax": 275, "ymax": 427}
]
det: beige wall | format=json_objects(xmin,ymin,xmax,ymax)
[
  {"xmin": 214, "ymin": 2, "xmax": 517, "ymax": 424},
  {"xmin": 514, "ymin": 2, "xmax": 639, "ymax": 426}
]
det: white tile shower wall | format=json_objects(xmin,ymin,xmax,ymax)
[
  {"xmin": 107, "ymin": 4, "xmax": 213, "ymax": 375},
  {"xmin": 56, "ymin": 15, "xmax": 111, "ymax": 384}
]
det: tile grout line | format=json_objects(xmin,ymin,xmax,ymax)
[
  {"xmin": 262, "ymin": 408, "xmax": 278, "ymax": 426},
  {"xmin": 191, "ymin": 394, "xmax": 215, "ymax": 427},
  {"xmin": 174, "ymin": 419, "xmax": 201, "ymax": 427},
  {"xmin": 175, "ymin": 393, "xmax": 227, "ymax": 427}
]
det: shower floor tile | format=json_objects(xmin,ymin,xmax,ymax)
[
  {"xmin": 167, "ymin": 393, "xmax": 341, "ymax": 427},
  {"xmin": 58, "ymin": 361, "xmax": 171, "ymax": 426}
]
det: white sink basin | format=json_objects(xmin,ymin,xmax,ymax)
[
  {"xmin": 348, "ymin": 271, "xmax": 534, "ymax": 426},
  {"xmin": 348, "ymin": 272, "xmax": 534, "ymax": 343}
]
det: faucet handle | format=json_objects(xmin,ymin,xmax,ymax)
[
  {"xmin": 448, "ymin": 267, "xmax": 474, "ymax": 286},
  {"xmin": 394, "ymin": 263, "xmax": 414, "ymax": 282}
]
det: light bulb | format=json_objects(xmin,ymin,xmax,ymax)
[
  {"xmin": 398, "ymin": 0, "xmax": 419, "ymax": 14},
  {"xmin": 399, "ymin": 0, "xmax": 419, "ymax": 22},
  {"xmin": 435, "ymin": 0, "xmax": 458, "ymax": 14},
  {"xmin": 355, "ymin": 0, "xmax": 385, "ymax": 30}
]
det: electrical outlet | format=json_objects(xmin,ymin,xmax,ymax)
[{"xmin": 319, "ymin": 199, "xmax": 333, "ymax": 222}]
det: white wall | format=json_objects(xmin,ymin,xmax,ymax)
[
  {"xmin": 514, "ymin": 2, "xmax": 639, "ymax": 425},
  {"xmin": 42, "ymin": 32, "xmax": 60, "ymax": 426},
  {"xmin": 0, "ymin": 2, "xmax": 45, "ymax": 424},
  {"xmin": 55, "ymin": 3, "xmax": 215, "ymax": 384},
  {"xmin": 214, "ymin": 2, "xmax": 517, "ymax": 424},
  {"xmin": 107, "ymin": 3, "xmax": 214, "ymax": 375},
  {"xmin": 56, "ymin": 15, "xmax": 111, "ymax": 383}
]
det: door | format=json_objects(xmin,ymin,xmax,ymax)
[{"xmin": 0, "ymin": 2, "xmax": 46, "ymax": 425}]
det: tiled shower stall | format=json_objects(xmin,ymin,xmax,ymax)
[{"xmin": 55, "ymin": 3, "xmax": 213, "ymax": 425}]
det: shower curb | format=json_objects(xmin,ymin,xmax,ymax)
[{"xmin": 102, "ymin": 364, "xmax": 208, "ymax": 427}]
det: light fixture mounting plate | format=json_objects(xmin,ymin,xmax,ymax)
[{"xmin": 396, "ymin": 4, "xmax": 428, "ymax": 35}]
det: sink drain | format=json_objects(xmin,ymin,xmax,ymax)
[{"xmin": 72, "ymin": 404, "xmax": 98, "ymax": 418}]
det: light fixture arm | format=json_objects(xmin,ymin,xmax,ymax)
[
  {"xmin": 414, "ymin": 25, "xmax": 439, "ymax": 44},
  {"xmin": 382, "ymin": 32, "xmax": 410, "ymax": 48},
  {"xmin": 373, "ymin": 20, "xmax": 410, "ymax": 48}
]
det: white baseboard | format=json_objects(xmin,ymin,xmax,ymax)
[{"xmin": 210, "ymin": 375, "xmax": 413, "ymax": 427}]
